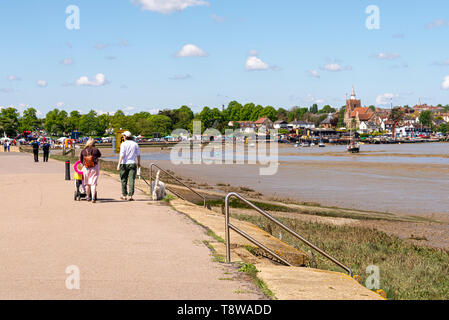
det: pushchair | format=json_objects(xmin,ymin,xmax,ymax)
[{"xmin": 73, "ymin": 161, "xmax": 97, "ymax": 201}]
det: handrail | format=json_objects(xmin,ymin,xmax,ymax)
[
  {"xmin": 149, "ymin": 163, "xmax": 206, "ymax": 207},
  {"xmin": 225, "ymin": 192, "xmax": 353, "ymax": 276}
]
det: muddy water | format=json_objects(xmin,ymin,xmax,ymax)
[{"xmin": 106, "ymin": 143, "xmax": 449, "ymax": 217}]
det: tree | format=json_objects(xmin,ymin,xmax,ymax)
[
  {"xmin": 148, "ymin": 115, "xmax": 173, "ymax": 137},
  {"xmin": 319, "ymin": 105, "xmax": 336, "ymax": 114},
  {"xmin": 45, "ymin": 109, "xmax": 68, "ymax": 136},
  {"xmin": 68, "ymin": 110, "xmax": 82, "ymax": 132},
  {"xmin": 309, "ymin": 104, "xmax": 318, "ymax": 114},
  {"xmin": 337, "ymin": 106, "xmax": 346, "ymax": 128},
  {"xmin": 276, "ymin": 108, "xmax": 288, "ymax": 121},
  {"xmin": 0, "ymin": 107, "xmax": 20, "ymax": 136},
  {"xmin": 174, "ymin": 106, "xmax": 194, "ymax": 129},
  {"xmin": 249, "ymin": 105, "xmax": 264, "ymax": 121},
  {"xmin": 288, "ymin": 107, "xmax": 308, "ymax": 122},
  {"xmin": 110, "ymin": 110, "xmax": 127, "ymax": 131},
  {"xmin": 260, "ymin": 106, "xmax": 277, "ymax": 121},
  {"xmin": 223, "ymin": 101, "xmax": 242, "ymax": 122},
  {"xmin": 79, "ymin": 110, "xmax": 100, "ymax": 136},
  {"xmin": 240, "ymin": 103, "xmax": 255, "ymax": 121},
  {"xmin": 19, "ymin": 108, "xmax": 39, "ymax": 132},
  {"xmin": 419, "ymin": 110, "xmax": 433, "ymax": 128}
]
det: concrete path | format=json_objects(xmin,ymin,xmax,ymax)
[{"xmin": 0, "ymin": 153, "xmax": 264, "ymax": 300}]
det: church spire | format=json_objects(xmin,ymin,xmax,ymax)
[{"xmin": 350, "ymin": 86, "xmax": 356, "ymax": 100}]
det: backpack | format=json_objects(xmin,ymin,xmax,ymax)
[{"xmin": 84, "ymin": 148, "xmax": 95, "ymax": 168}]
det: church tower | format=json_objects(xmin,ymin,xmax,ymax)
[{"xmin": 344, "ymin": 86, "xmax": 362, "ymax": 128}]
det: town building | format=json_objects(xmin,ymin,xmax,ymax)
[
  {"xmin": 344, "ymin": 86, "xmax": 376, "ymax": 129},
  {"xmin": 288, "ymin": 120, "xmax": 315, "ymax": 131}
]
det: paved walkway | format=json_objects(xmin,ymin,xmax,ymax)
[{"xmin": 0, "ymin": 153, "xmax": 263, "ymax": 300}]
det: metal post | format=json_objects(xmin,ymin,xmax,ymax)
[
  {"xmin": 65, "ymin": 161, "xmax": 71, "ymax": 181},
  {"xmin": 225, "ymin": 194, "xmax": 231, "ymax": 263}
]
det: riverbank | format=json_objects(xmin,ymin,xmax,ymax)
[{"xmin": 45, "ymin": 150, "xmax": 449, "ymax": 299}]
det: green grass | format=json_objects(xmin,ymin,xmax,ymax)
[
  {"xmin": 234, "ymin": 213, "xmax": 449, "ymax": 300},
  {"xmin": 238, "ymin": 263, "xmax": 275, "ymax": 299},
  {"xmin": 200, "ymin": 198, "xmax": 396, "ymax": 222}
]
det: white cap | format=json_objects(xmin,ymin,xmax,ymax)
[{"xmin": 122, "ymin": 131, "xmax": 132, "ymax": 137}]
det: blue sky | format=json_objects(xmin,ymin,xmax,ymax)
[{"xmin": 1, "ymin": 0, "xmax": 449, "ymax": 116}]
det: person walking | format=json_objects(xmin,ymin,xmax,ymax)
[
  {"xmin": 116, "ymin": 131, "xmax": 141, "ymax": 201},
  {"xmin": 42, "ymin": 142, "xmax": 50, "ymax": 162},
  {"xmin": 31, "ymin": 140, "xmax": 39, "ymax": 162},
  {"xmin": 80, "ymin": 139, "xmax": 102, "ymax": 203},
  {"xmin": 5, "ymin": 140, "xmax": 10, "ymax": 152}
]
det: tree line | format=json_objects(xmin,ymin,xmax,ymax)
[
  {"xmin": 1, "ymin": 101, "xmax": 449, "ymax": 138},
  {"xmin": 0, "ymin": 102, "xmax": 338, "ymax": 138}
]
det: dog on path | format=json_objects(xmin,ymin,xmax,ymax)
[{"xmin": 152, "ymin": 170, "xmax": 166, "ymax": 201}]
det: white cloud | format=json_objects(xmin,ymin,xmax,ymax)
[
  {"xmin": 37, "ymin": 80, "xmax": 48, "ymax": 87},
  {"xmin": 376, "ymin": 93, "xmax": 400, "ymax": 105},
  {"xmin": 169, "ymin": 73, "xmax": 192, "ymax": 80},
  {"xmin": 426, "ymin": 19, "xmax": 449, "ymax": 29},
  {"xmin": 323, "ymin": 63, "xmax": 353, "ymax": 72},
  {"xmin": 433, "ymin": 59, "xmax": 449, "ymax": 66},
  {"xmin": 125, "ymin": 106, "xmax": 135, "ymax": 111},
  {"xmin": 60, "ymin": 58, "xmax": 74, "ymax": 65},
  {"xmin": 176, "ymin": 44, "xmax": 207, "ymax": 57},
  {"xmin": 307, "ymin": 70, "xmax": 320, "ymax": 78},
  {"xmin": 211, "ymin": 14, "xmax": 225, "ymax": 23},
  {"xmin": 149, "ymin": 109, "xmax": 160, "ymax": 115},
  {"xmin": 245, "ymin": 56, "xmax": 269, "ymax": 71},
  {"xmin": 375, "ymin": 52, "xmax": 400, "ymax": 60},
  {"xmin": 56, "ymin": 102, "xmax": 64, "ymax": 107},
  {"xmin": 8, "ymin": 75, "xmax": 21, "ymax": 81},
  {"xmin": 249, "ymin": 50, "xmax": 259, "ymax": 56},
  {"xmin": 132, "ymin": 0, "xmax": 209, "ymax": 14},
  {"xmin": 0, "ymin": 88, "xmax": 14, "ymax": 93},
  {"xmin": 75, "ymin": 73, "xmax": 108, "ymax": 87},
  {"xmin": 303, "ymin": 93, "xmax": 324, "ymax": 104},
  {"xmin": 441, "ymin": 76, "xmax": 449, "ymax": 90}
]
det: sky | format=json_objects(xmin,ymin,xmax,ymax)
[{"xmin": 1, "ymin": 0, "xmax": 449, "ymax": 116}]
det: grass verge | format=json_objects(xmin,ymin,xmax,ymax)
[
  {"xmin": 234, "ymin": 213, "xmax": 449, "ymax": 300},
  {"xmin": 238, "ymin": 263, "xmax": 275, "ymax": 299}
]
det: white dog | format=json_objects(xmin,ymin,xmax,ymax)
[{"xmin": 152, "ymin": 170, "xmax": 166, "ymax": 201}]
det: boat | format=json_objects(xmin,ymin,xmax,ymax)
[
  {"xmin": 319, "ymin": 142, "xmax": 325, "ymax": 148},
  {"xmin": 347, "ymin": 128, "xmax": 360, "ymax": 153},
  {"xmin": 347, "ymin": 142, "xmax": 360, "ymax": 153},
  {"xmin": 302, "ymin": 142, "xmax": 310, "ymax": 147}
]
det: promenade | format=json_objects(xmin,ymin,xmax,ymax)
[{"xmin": 0, "ymin": 153, "xmax": 263, "ymax": 300}]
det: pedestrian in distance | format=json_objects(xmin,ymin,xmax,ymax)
[
  {"xmin": 116, "ymin": 131, "xmax": 141, "ymax": 201},
  {"xmin": 31, "ymin": 140, "xmax": 39, "ymax": 162},
  {"xmin": 42, "ymin": 142, "xmax": 50, "ymax": 162}
]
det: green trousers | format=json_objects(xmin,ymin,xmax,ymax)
[{"xmin": 120, "ymin": 164, "xmax": 137, "ymax": 197}]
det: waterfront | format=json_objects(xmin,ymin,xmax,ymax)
[{"xmin": 106, "ymin": 142, "xmax": 449, "ymax": 218}]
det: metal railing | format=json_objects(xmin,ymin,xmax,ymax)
[
  {"xmin": 225, "ymin": 192, "xmax": 353, "ymax": 276},
  {"xmin": 148, "ymin": 163, "xmax": 206, "ymax": 207}
]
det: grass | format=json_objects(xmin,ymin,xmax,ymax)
[
  {"xmin": 234, "ymin": 213, "xmax": 449, "ymax": 300},
  {"xmin": 238, "ymin": 263, "xmax": 275, "ymax": 299},
  {"xmin": 199, "ymin": 198, "xmax": 396, "ymax": 222}
]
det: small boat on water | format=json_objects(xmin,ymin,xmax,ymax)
[
  {"xmin": 347, "ymin": 142, "xmax": 360, "ymax": 153},
  {"xmin": 302, "ymin": 142, "xmax": 310, "ymax": 147},
  {"xmin": 347, "ymin": 128, "xmax": 360, "ymax": 153},
  {"xmin": 319, "ymin": 142, "xmax": 325, "ymax": 148}
]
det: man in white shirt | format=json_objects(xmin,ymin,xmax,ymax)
[{"xmin": 116, "ymin": 131, "xmax": 141, "ymax": 201}]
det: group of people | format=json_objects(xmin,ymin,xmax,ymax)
[
  {"xmin": 31, "ymin": 141, "xmax": 51, "ymax": 162},
  {"xmin": 79, "ymin": 131, "xmax": 141, "ymax": 204}
]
